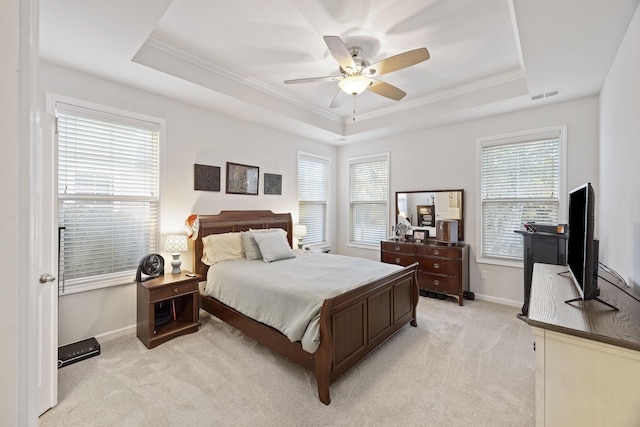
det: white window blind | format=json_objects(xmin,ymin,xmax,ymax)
[
  {"xmin": 298, "ymin": 153, "xmax": 328, "ymax": 245},
  {"xmin": 479, "ymin": 130, "xmax": 563, "ymax": 263},
  {"xmin": 57, "ymin": 101, "xmax": 160, "ymax": 294},
  {"xmin": 349, "ymin": 153, "xmax": 389, "ymax": 246}
]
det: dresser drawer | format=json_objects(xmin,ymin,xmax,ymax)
[
  {"xmin": 417, "ymin": 245, "xmax": 462, "ymax": 258},
  {"xmin": 418, "ymin": 257, "xmax": 462, "ymax": 276},
  {"xmin": 381, "ymin": 241, "xmax": 417, "ymax": 254},
  {"xmin": 417, "ymin": 272, "xmax": 460, "ymax": 294},
  {"xmin": 381, "ymin": 252, "xmax": 418, "ymax": 266},
  {"xmin": 148, "ymin": 279, "xmax": 198, "ymax": 303}
]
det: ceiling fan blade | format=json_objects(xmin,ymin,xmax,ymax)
[
  {"xmin": 367, "ymin": 80, "xmax": 407, "ymax": 101},
  {"xmin": 284, "ymin": 76, "xmax": 341, "ymax": 84},
  {"xmin": 365, "ymin": 48, "xmax": 430, "ymax": 77},
  {"xmin": 329, "ymin": 89, "xmax": 344, "ymax": 108},
  {"xmin": 323, "ymin": 35, "xmax": 356, "ymax": 72}
]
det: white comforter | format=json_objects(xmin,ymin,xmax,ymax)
[{"xmin": 203, "ymin": 251, "xmax": 402, "ymax": 353}]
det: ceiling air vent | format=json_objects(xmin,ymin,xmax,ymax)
[{"xmin": 531, "ymin": 89, "xmax": 561, "ymax": 101}]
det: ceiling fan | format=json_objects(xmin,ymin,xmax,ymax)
[{"xmin": 284, "ymin": 35, "xmax": 430, "ymax": 108}]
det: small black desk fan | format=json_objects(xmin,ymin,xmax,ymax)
[{"xmin": 136, "ymin": 254, "xmax": 164, "ymax": 282}]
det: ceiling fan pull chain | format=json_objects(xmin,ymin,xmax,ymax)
[{"xmin": 353, "ymin": 94, "xmax": 357, "ymax": 122}]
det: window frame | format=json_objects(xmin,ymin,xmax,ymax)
[
  {"xmin": 348, "ymin": 152, "xmax": 390, "ymax": 249},
  {"xmin": 476, "ymin": 125, "xmax": 567, "ymax": 267},
  {"xmin": 48, "ymin": 93, "xmax": 165, "ymax": 294},
  {"xmin": 297, "ymin": 151, "xmax": 330, "ymax": 247}
]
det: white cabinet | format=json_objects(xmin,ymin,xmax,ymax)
[{"xmin": 528, "ymin": 264, "xmax": 640, "ymax": 427}]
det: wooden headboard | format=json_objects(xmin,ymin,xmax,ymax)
[{"xmin": 192, "ymin": 210, "xmax": 293, "ymax": 277}]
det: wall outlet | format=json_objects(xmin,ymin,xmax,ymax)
[{"xmin": 481, "ymin": 270, "xmax": 488, "ymax": 280}]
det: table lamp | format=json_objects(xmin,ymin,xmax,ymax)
[
  {"xmin": 164, "ymin": 234, "xmax": 188, "ymax": 274},
  {"xmin": 293, "ymin": 225, "xmax": 307, "ymax": 249}
]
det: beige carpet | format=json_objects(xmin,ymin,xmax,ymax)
[{"xmin": 40, "ymin": 297, "xmax": 535, "ymax": 427}]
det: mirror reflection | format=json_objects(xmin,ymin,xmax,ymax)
[{"xmin": 395, "ymin": 190, "xmax": 464, "ymax": 241}]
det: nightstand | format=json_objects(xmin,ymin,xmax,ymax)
[{"xmin": 136, "ymin": 271, "xmax": 201, "ymax": 349}]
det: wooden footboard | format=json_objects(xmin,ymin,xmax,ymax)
[
  {"xmin": 193, "ymin": 211, "xmax": 419, "ymax": 404},
  {"xmin": 314, "ymin": 262, "xmax": 419, "ymax": 404},
  {"xmin": 200, "ymin": 262, "xmax": 419, "ymax": 405}
]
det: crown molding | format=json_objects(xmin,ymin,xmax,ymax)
[
  {"xmin": 346, "ymin": 68, "xmax": 526, "ymax": 124},
  {"xmin": 143, "ymin": 34, "xmax": 342, "ymax": 125}
]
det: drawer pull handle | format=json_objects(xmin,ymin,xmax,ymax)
[
  {"xmin": 395, "ymin": 246, "xmax": 400, "ymax": 251},
  {"xmin": 395, "ymin": 258, "xmax": 401, "ymax": 264},
  {"xmin": 433, "ymin": 280, "xmax": 440, "ymax": 286},
  {"xmin": 433, "ymin": 263, "xmax": 440, "ymax": 269},
  {"xmin": 173, "ymin": 287, "xmax": 179, "ymax": 293},
  {"xmin": 433, "ymin": 249, "xmax": 440, "ymax": 255}
]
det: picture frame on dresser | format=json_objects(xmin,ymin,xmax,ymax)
[{"xmin": 412, "ymin": 229, "xmax": 427, "ymax": 242}]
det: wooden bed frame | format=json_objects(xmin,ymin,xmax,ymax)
[{"xmin": 192, "ymin": 210, "xmax": 419, "ymax": 405}]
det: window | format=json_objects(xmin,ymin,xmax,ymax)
[
  {"xmin": 477, "ymin": 126, "xmax": 566, "ymax": 266},
  {"xmin": 349, "ymin": 153, "xmax": 389, "ymax": 246},
  {"xmin": 55, "ymin": 99, "xmax": 161, "ymax": 294},
  {"xmin": 298, "ymin": 152, "xmax": 329, "ymax": 245}
]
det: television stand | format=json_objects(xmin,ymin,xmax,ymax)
[
  {"xmin": 564, "ymin": 296, "xmax": 619, "ymax": 311},
  {"xmin": 528, "ymin": 263, "xmax": 640, "ymax": 426}
]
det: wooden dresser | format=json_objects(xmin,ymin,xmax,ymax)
[{"xmin": 381, "ymin": 240, "xmax": 469, "ymax": 305}]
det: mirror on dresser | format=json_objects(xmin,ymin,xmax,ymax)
[{"xmin": 395, "ymin": 189, "xmax": 464, "ymax": 242}]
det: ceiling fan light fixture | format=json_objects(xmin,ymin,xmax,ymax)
[{"xmin": 338, "ymin": 75, "xmax": 371, "ymax": 95}]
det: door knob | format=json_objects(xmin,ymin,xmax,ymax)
[{"xmin": 39, "ymin": 273, "xmax": 56, "ymax": 283}]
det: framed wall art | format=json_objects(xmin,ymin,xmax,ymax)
[
  {"xmin": 194, "ymin": 164, "xmax": 221, "ymax": 192},
  {"xmin": 226, "ymin": 162, "xmax": 259, "ymax": 195},
  {"xmin": 264, "ymin": 173, "xmax": 282, "ymax": 195}
]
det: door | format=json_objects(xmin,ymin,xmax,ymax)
[{"xmin": 36, "ymin": 110, "xmax": 58, "ymax": 415}]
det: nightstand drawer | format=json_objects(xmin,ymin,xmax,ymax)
[{"xmin": 148, "ymin": 280, "xmax": 198, "ymax": 302}]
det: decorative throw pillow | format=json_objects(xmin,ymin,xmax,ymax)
[
  {"xmin": 252, "ymin": 230, "xmax": 295, "ymax": 263},
  {"xmin": 241, "ymin": 231, "xmax": 262, "ymax": 261},
  {"xmin": 201, "ymin": 232, "xmax": 244, "ymax": 265}
]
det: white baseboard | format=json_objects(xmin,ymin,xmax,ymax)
[
  {"xmin": 94, "ymin": 324, "xmax": 136, "ymax": 344},
  {"xmin": 474, "ymin": 293, "xmax": 522, "ymax": 308}
]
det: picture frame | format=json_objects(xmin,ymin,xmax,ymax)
[
  {"xmin": 417, "ymin": 205, "xmax": 435, "ymax": 227},
  {"xmin": 412, "ymin": 229, "xmax": 428, "ymax": 242},
  {"xmin": 226, "ymin": 162, "xmax": 259, "ymax": 195},
  {"xmin": 193, "ymin": 164, "xmax": 221, "ymax": 192},
  {"xmin": 263, "ymin": 173, "xmax": 282, "ymax": 195}
]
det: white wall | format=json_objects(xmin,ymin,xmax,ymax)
[
  {"xmin": 337, "ymin": 96, "xmax": 599, "ymax": 306},
  {"xmin": 600, "ymin": 5, "xmax": 640, "ymax": 291},
  {"xmin": 41, "ymin": 63, "xmax": 338, "ymax": 344}
]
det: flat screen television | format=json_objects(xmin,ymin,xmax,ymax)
[{"xmin": 565, "ymin": 182, "xmax": 617, "ymax": 310}]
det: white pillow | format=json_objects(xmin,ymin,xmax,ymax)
[
  {"xmin": 252, "ymin": 230, "xmax": 295, "ymax": 263},
  {"xmin": 201, "ymin": 232, "xmax": 244, "ymax": 265},
  {"xmin": 240, "ymin": 231, "xmax": 262, "ymax": 261}
]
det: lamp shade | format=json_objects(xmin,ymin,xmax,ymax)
[
  {"xmin": 293, "ymin": 225, "xmax": 308, "ymax": 238},
  {"xmin": 338, "ymin": 75, "xmax": 372, "ymax": 95},
  {"xmin": 164, "ymin": 234, "xmax": 188, "ymax": 253}
]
